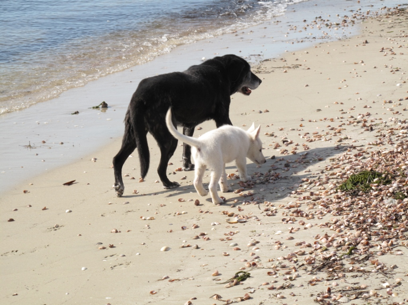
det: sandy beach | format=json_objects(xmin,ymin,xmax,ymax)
[{"xmin": 1, "ymin": 6, "xmax": 408, "ymax": 305}]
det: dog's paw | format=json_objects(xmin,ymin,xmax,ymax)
[
  {"xmin": 163, "ymin": 181, "xmax": 180, "ymax": 189},
  {"xmin": 114, "ymin": 184, "xmax": 124, "ymax": 197},
  {"xmin": 221, "ymin": 188, "xmax": 232, "ymax": 193},
  {"xmin": 183, "ymin": 163, "xmax": 195, "ymax": 171},
  {"xmin": 212, "ymin": 196, "xmax": 226, "ymax": 205},
  {"xmin": 198, "ymin": 190, "xmax": 208, "ymax": 196}
]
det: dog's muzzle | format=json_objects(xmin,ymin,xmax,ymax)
[{"xmin": 241, "ymin": 86, "xmax": 252, "ymax": 95}]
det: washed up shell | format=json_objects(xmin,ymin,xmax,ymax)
[
  {"xmin": 212, "ymin": 270, "xmax": 220, "ymax": 276},
  {"xmin": 141, "ymin": 216, "xmax": 155, "ymax": 220},
  {"xmin": 160, "ymin": 246, "xmax": 170, "ymax": 252},
  {"xmin": 63, "ymin": 180, "xmax": 76, "ymax": 186},
  {"xmin": 338, "ymin": 296, "xmax": 350, "ymax": 303},
  {"xmin": 226, "ymin": 217, "xmax": 246, "ymax": 224}
]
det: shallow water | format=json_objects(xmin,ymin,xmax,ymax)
[{"xmin": 0, "ymin": 0, "xmax": 307, "ymax": 114}]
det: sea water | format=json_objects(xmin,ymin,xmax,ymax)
[{"xmin": 1, "ymin": 0, "xmax": 309, "ymax": 114}]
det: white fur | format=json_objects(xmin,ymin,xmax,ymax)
[{"xmin": 166, "ymin": 108, "xmax": 266, "ymax": 204}]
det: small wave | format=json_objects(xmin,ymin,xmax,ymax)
[{"xmin": 0, "ymin": 0, "xmax": 307, "ymax": 115}]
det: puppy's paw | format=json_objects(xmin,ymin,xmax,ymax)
[
  {"xmin": 212, "ymin": 196, "xmax": 226, "ymax": 205},
  {"xmin": 222, "ymin": 187, "xmax": 232, "ymax": 193},
  {"xmin": 241, "ymin": 175, "xmax": 251, "ymax": 182},
  {"xmin": 198, "ymin": 190, "xmax": 208, "ymax": 196}
]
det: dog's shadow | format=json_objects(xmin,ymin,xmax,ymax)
[{"xmin": 120, "ymin": 145, "xmax": 350, "ymax": 204}]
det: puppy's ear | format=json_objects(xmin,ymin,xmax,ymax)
[
  {"xmin": 247, "ymin": 123, "xmax": 256, "ymax": 133},
  {"xmin": 250, "ymin": 125, "xmax": 261, "ymax": 140}
]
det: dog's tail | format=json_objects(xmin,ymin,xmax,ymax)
[
  {"xmin": 130, "ymin": 103, "xmax": 150, "ymax": 179},
  {"xmin": 166, "ymin": 108, "xmax": 201, "ymax": 149}
]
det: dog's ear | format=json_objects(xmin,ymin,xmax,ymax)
[
  {"xmin": 250, "ymin": 125, "xmax": 261, "ymax": 140},
  {"xmin": 247, "ymin": 123, "xmax": 256, "ymax": 133}
]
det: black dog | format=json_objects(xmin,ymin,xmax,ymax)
[{"xmin": 113, "ymin": 54, "xmax": 261, "ymax": 196}]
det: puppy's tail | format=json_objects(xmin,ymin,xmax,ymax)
[
  {"xmin": 166, "ymin": 108, "xmax": 201, "ymax": 149},
  {"xmin": 131, "ymin": 103, "xmax": 150, "ymax": 179}
]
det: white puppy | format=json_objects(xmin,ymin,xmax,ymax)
[{"xmin": 166, "ymin": 108, "xmax": 266, "ymax": 204}]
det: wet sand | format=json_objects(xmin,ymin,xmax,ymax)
[{"xmin": 1, "ymin": 6, "xmax": 408, "ymax": 305}]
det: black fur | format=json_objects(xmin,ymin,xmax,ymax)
[{"xmin": 113, "ymin": 54, "xmax": 261, "ymax": 196}]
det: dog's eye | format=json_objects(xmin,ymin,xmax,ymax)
[{"xmin": 259, "ymin": 149, "xmax": 262, "ymax": 152}]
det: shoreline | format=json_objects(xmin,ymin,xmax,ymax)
[
  {"xmin": 1, "ymin": 0, "xmax": 395, "ymax": 195},
  {"xmin": 1, "ymin": 4, "xmax": 408, "ymax": 305}
]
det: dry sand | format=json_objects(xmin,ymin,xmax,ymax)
[{"xmin": 1, "ymin": 7, "xmax": 408, "ymax": 305}]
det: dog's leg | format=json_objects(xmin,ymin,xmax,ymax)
[
  {"xmin": 236, "ymin": 157, "xmax": 250, "ymax": 182},
  {"xmin": 215, "ymin": 117, "xmax": 232, "ymax": 128},
  {"xmin": 209, "ymin": 170, "xmax": 224, "ymax": 205},
  {"xmin": 182, "ymin": 126, "xmax": 195, "ymax": 171},
  {"xmin": 194, "ymin": 164, "xmax": 208, "ymax": 196},
  {"xmin": 218, "ymin": 163, "xmax": 231, "ymax": 193},
  {"xmin": 112, "ymin": 137, "xmax": 136, "ymax": 197},
  {"xmin": 151, "ymin": 127, "xmax": 180, "ymax": 189}
]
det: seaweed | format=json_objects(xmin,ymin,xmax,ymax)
[{"xmin": 338, "ymin": 170, "xmax": 391, "ymax": 194}]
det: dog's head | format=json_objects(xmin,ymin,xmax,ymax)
[
  {"xmin": 239, "ymin": 70, "xmax": 262, "ymax": 96},
  {"xmin": 212, "ymin": 55, "xmax": 262, "ymax": 95},
  {"xmin": 246, "ymin": 123, "xmax": 266, "ymax": 165}
]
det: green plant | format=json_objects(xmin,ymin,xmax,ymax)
[{"xmin": 338, "ymin": 170, "xmax": 391, "ymax": 194}]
